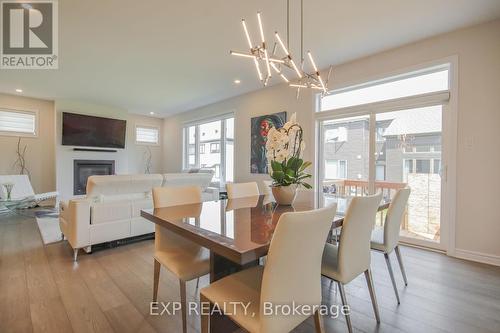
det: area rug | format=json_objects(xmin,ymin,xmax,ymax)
[{"xmin": 35, "ymin": 209, "xmax": 62, "ymax": 245}]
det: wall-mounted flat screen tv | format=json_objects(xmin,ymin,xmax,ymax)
[{"xmin": 62, "ymin": 112, "xmax": 127, "ymax": 148}]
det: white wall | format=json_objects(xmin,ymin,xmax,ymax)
[
  {"xmin": 163, "ymin": 86, "xmax": 316, "ymax": 190},
  {"xmin": 0, "ymin": 94, "xmax": 56, "ymax": 193},
  {"xmin": 163, "ymin": 19, "xmax": 500, "ymax": 263},
  {"xmin": 55, "ymin": 100, "xmax": 164, "ymax": 200}
]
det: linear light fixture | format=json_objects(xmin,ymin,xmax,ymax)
[{"xmin": 229, "ymin": 0, "xmax": 333, "ymax": 97}]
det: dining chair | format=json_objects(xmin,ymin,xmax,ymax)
[
  {"xmin": 370, "ymin": 188, "xmax": 411, "ymax": 304},
  {"xmin": 200, "ymin": 204, "xmax": 338, "ymax": 333},
  {"xmin": 321, "ymin": 193, "xmax": 383, "ymax": 333},
  {"xmin": 226, "ymin": 181, "xmax": 259, "ymax": 199},
  {"xmin": 152, "ymin": 185, "xmax": 210, "ymax": 333}
]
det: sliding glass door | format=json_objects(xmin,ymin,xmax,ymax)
[{"xmin": 317, "ymin": 65, "xmax": 451, "ymax": 250}]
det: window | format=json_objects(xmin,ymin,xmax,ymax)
[
  {"xmin": 324, "ymin": 160, "xmax": 347, "ymax": 179},
  {"xmin": 210, "ymin": 142, "xmax": 220, "ymax": 153},
  {"xmin": 183, "ymin": 115, "xmax": 234, "ymax": 184},
  {"xmin": 415, "ymin": 145, "xmax": 431, "ymax": 152},
  {"xmin": 433, "ymin": 159, "xmax": 441, "ymax": 174},
  {"xmin": 376, "ymin": 164, "xmax": 385, "ymax": 180},
  {"xmin": 0, "ymin": 109, "xmax": 37, "ymax": 136},
  {"xmin": 135, "ymin": 126, "xmax": 159, "ymax": 144},
  {"xmin": 404, "ymin": 159, "xmax": 414, "ymax": 174},
  {"xmin": 416, "ymin": 159, "xmax": 431, "ymax": 173},
  {"xmin": 320, "ymin": 68, "xmax": 449, "ymax": 111}
]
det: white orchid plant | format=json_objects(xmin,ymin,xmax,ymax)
[{"xmin": 265, "ymin": 113, "xmax": 312, "ymax": 189}]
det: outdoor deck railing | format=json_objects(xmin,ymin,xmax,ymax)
[
  {"xmin": 323, "ymin": 179, "xmax": 407, "ymax": 199},
  {"xmin": 323, "ymin": 179, "xmax": 408, "ymax": 228}
]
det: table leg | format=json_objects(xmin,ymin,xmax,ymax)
[{"xmin": 208, "ymin": 252, "xmax": 259, "ymax": 332}]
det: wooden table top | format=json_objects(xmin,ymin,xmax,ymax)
[{"xmin": 141, "ymin": 193, "xmax": 390, "ymax": 265}]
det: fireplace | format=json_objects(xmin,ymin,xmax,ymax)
[{"xmin": 73, "ymin": 160, "xmax": 115, "ymax": 195}]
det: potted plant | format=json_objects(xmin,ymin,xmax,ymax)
[{"xmin": 265, "ymin": 113, "xmax": 312, "ymax": 205}]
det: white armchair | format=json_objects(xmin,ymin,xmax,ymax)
[{"xmin": 0, "ymin": 175, "xmax": 58, "ymax": 207}]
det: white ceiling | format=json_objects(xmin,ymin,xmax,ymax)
[{"xmin": 1, "ymin": 0, "xmax": 500, "ymax": 117}]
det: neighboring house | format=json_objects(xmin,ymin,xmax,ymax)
[{"xmin": 323, "ymin": 108, "xmax": 442, "ymax": 183}]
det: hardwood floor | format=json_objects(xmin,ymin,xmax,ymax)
[{"xmin": 1, "ymin": 212, "xmax": 500, "ymax": 333}]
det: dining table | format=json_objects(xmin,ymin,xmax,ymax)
[{"xmin": 141, "ymin": 191, "xmax": 390, "ymax": 332}]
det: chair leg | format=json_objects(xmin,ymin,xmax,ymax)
[
  {"xmin": 180, "ymin": 279, "xmax": 187, "ymax": 333},
  {"xmin": 73, "ymin": 248, "xmax": 78, "ymax": 262},
  {"xmin": 313, "ymin": 310, "xmax": 324, "ymax": 333},
  {"xmin": 153, "ymin": 259, "xmax": 160, "ymax": 302},
  {"xmin": 384, "ymin": 253, "xmax": 401, "ymax": 304},
  {"xmin": 364, "ymin": 269, "xmax": 381, "ymax": 323},
  {"xmin": 395, "ymin": 246, "xmax": 408, "ymax": 286},
  {"xmin": 337, "ymin": 282, "xmax": 353, "ymax": 333},
  {"xmin": 200, "ymin": 294, "xmax": 210, "ymax": 333}
]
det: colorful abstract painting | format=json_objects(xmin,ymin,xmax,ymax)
[{"xmin": 250, "ymin": 112, "xmax": 287, "ymax": 174}]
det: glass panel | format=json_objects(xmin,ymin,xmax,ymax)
[
  {"xmin": 186, "ymin": 125, "xmax": 196, "ymax": 168},
  {"xmin": 199, "ymin": 120, "xmax": 221, "ymax": 182},
  {"xmin": 320, "ymin": 69, "xmax": 449, "ymax": 111},
  {"xmin": 376, "ymin": 105, "xmax": 442, "ymax": 243},
  {"xmin": 225, "ymin": 118, "xmax": 234, "ymax": 182},
  {"xmin": 321, "ymin": 115, "xmax": 370, "ymax": 196}
]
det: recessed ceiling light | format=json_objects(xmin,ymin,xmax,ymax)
[
  {"xmin": 234, "ymin": 79, "xmax": 241, "ymax": 84},
  {"xmin": 15, "ymin": 89, "xmax": 23, "ymax": 93},
  {"xmin": 149, "ymin": 112, "xmax": 155, "ymax": 115}
]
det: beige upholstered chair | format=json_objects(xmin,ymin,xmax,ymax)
[
  {"xmin": 371, "ymin": 188, "xmax": 411, "ymax": 304},
  {"xmin": 322, "ymin": 193, "xmax": 383, "ymax": 333},
  {"xmin": 200, "ymin": 204, "xmax": 338, "ymax": 333},
  {"xmin": 152, "ymin": 186, "xmax": 210, "ymax": 333},
  {"xmin": 226, "ymin": 181, "xmax": 259, "ymax": 199}
]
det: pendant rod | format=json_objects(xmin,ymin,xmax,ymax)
[
  {"xmin": 286, "ymin": 0, "xmax": 290, "ymax": 49},
  {"xmin": 301, "ymin": 0, "xmax": 304, "ymax": 63}
]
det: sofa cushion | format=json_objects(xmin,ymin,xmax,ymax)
[
  {"xmin": 91, "ymin": 201, "xmax": 132, "ymax": 224},
  {"xmin": 86, "ymin": 174, "xmax": 163, "ymax": 198}
]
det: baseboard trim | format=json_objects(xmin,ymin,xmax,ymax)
[{"xmin": 454, "ymin": 248, "xmax": 500, "ymax": 267}]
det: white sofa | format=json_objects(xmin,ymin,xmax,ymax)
[
  {"xmin": 59, "ymin": 172, "xmax": 217, "ymax": 260},
  {"xmin": 164, "ymin": 172, "xmax": 219, "ymax": 201}
]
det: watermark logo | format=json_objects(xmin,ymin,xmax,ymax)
[
  {"xmin": 150, "ymin": 301, "xmax": 350, "ymax": 319},
  {"xmin": 1, "ymin": 0, "xmax": 58, "ymax": 69}
]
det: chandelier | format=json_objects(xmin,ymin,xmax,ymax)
[{"xmin": 230, "ymin": 0, "xmax": 333, "ymax": 97}]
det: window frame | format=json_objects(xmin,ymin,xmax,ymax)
[
  {"xmin": 135, "ymin": 125, "xmax": 160, "ymax": 145},
  {"xmin": 0, "ymin": 107, "xmax": 39, "ymax": 137}
]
